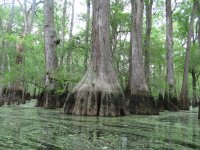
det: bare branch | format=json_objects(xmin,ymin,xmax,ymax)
[
  {"xmin": 27, "ymin": 0, "xmax": 43, "ymax": 14},
  {"xmin": 172, "ymin": 0, "xmax": 177, "ymax": 13}
]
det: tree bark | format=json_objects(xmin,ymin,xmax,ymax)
[
  {"xmin": 130, "ymin": 0, "xmax": 148, "ymax": 95},
  {"xmin": 197, "ymin": 0, "xmax": 200, "ymax": 53},
  {"xmin": 60, "ymin": 0, "xmax": 68, "ymax": 67},
  {"xmin": 144, "ymin": 0, "xmax": 153, "ymax": 86},
  {"xmin": 166, "ymin": 0, "xmax": 175, "ymax": 91},
  {"xmin": 84, "ymin": 0, "xmax": 91, "ymax": 71},
  {"xmin": 66, "ymin": 0, "xmax": 75, "ymax": 71},
  {"xmin": 191, "ymin": 69, "xmax": 197, "ymax": 107},
  {"xmin": 165, "ymin": 0, "xmax": 179, "ymax": 111},
  {"xmin": 179, "ymin": 1, "xmax": 197, "ymax": 110},
  {"xmin": 64, "ymin": 0, "xmax": 128, "ymax": 116},
  {"xmin": 44, "ymin": 0, "xmax": 59, "ymax": 108}
]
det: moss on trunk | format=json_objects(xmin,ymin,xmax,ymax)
[
  {"xmin": 64, "ymin": 82, "xmax": 128, "ymax": 116},
  {"xmin": 164, "ymin": 93, "xmax": 179, "ymax": 111},
  {"xmin": 129, "ymin": 94, "xmax": 159, "ymax": 115}
]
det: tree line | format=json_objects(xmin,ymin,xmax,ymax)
[{"xmin": 0, "ymin": 0, "xmax": 200, "ymax": 118}]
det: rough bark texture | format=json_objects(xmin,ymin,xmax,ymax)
[
  {"xmin": 129, "ymin": 0, "xmax": 158, "ymax": 115},
  {"xmin": 130, "ymin": 0, "xmax": 148, "ymax": 95},
  {"xmin": 166, "ymin": 0, "xmax": 175, "ymax": 91},
  {"xmin": 165, "ymin": 0, "xmax": 179, "ymax": 111},
  {"xmin": 84, "ymin": 0, "xmax": 91, "ymax": 71},
  {"xmin": 164, "ymin": 94, "xmax": 179, "ymax": 111},
  {"xmin": 129, "ymin": 95, "xmax": 159, "ymax": 115},
  {"xmin": 144, "ymin": 0, "xmax": 153, "ymax": 85},
  {"xmin": 43, "ymin": 0, "xmax": 59, "ymax": 109},
  {"xmin": 191, "ymin": 69, "xmax": 198, "ymax": 107},
  {"xmin": 158, "ymin": 93, "xmax": 164, "ymax": 112},
  {"xmin": 64, "ymin": 0, "xmax": 128, "ymax": 116},
  {"xmin": 179, "ymin": 1, "xmax": 196, "ymax": 110}
]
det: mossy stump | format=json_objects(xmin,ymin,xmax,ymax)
[{"xmin": 129, "ymin": 94, "xmax": 159, "ymax": 115}]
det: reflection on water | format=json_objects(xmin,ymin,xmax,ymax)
[{"xmin": 0, "ymin": 100, "xmax": 199, "ymax": 150}]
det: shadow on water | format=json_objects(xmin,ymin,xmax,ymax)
[{"xmin": 0, "ymin": 100, "xmax": 199, "ymax": 149}]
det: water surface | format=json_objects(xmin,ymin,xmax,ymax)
[{"xmin": 0, "ymin": 100, "xmax": 199, "ymax": 150}]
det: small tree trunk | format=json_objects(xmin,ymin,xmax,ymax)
[
  {"xmin": 44, "ymin": 0, "xmax": 59, "ymax": 108},
  {"xmin": 66, "ymin": 0, "xmax": 75, "ymax": 71},
  {"xmin": 191, "ymin": 69, "xmax": 197, "ymax": 107},
  {"xmin": 197, "ymin": 0, "xmax": 200, "ymax": 53},
  {"xmin": 166, "ymin": 0, "xmax": 175, "ymax": 91},
  {"xmin": 179, "ymin": 1, "xmax": 196, "ymax": 110},
  {"xmin": 125, "ymin": 13, "xmax": 133, "ymax": 97},
  {"xmin": 144, "ymin": 0, "xmax": 153, "ymax": 86},
  {"xmin": 60, "ymin": 0, "xmax": 67, "ymax": 67},
  {"xmin": 64, "ymin": 0, "xmax": 128, "ymax": 116},
  {"xmin": 1, "ymin": 41, "xmax": 6, "ymax": 73}
]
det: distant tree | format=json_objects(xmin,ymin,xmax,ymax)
[{"xmin": 179, "ymin": 0, "xmax": 197, "ymax": 110}]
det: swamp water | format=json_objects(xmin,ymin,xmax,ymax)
[{"xmin": 0, "ymin": 100, "xmax": 199, "ymax": 150}]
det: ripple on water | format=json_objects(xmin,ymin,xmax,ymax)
[{"xmin": 0, "ymin": 101, "xmax": 199, "ymax": 149}]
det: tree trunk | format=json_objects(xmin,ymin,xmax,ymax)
[
  {"xmin": 165, "ymin": 0, "xmax": 179, "ymax": 111},
  {"xmin": 66, "ymin": 0, "xmax": 75, "ymax": 71},
  {"xmin": 64, "ymin": 0, "xmax": 128, "ymax": 116},
  {"xmin": 191, "ymin": 69, "xmax": 197, "ymax": 107},
  {"xmin": 44, "ymin": 0, "xmax": 59, "ymax": 108},
  {"xmin": 166, "ymin": 0, "xmax": 175, "ymax": 91},
  {"xmin": 130, "ymin": 0, "xmax": 148, "ymax": 94},
  {"xmin": 60, "ymin": 0, "xmax": 67, "ymax": 67},
  {"xmin": 125, "ymin": 9, "xmax": 133, "ymax": 97},
  {"xmin": 144, "ymin": 0, "xmax": 153, "ymax": 86},
  {"xmin": 84, "ymin": 0, "xmax": 91, "ymax": 71},
  {"xmin": 129, "ymin": 0, "xmax": 158, "ymax": 115},
  {"xmin": 197, "ymin": 0, "xmax": 200, "ymax": 53},
  {"xmin": 179, "ymin": 1, "xmax": 196, "ymax": 110}
]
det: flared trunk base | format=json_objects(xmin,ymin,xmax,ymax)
[
  {"xmin": 164, "ymin": 93, "xmax": 179, "ymax": 111},
  {"xmin": 64, "ymin": 88, "xmax": 128, "ymax": 116},
  {"xmin": 179, "ymin": 96, "xmax": 190, "ymax": 110},
  {"xmin": 158, "ymin": 93, "xmax": 164, "ymax": 112},
  {"xmin": 36, "ymin": 91, "xmax": 67, "ymax": 108},
  {"xmin": 129, "ymin": 94, "xmax": 159, "ymax": 115}
]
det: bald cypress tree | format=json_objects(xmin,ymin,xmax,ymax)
[{"xmin": 64, "ymin": 0, "xmax": 128, "ymax": 116}]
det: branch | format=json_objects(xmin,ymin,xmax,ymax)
[
  {"xmin": 27, "ymin": 0, "xmax": 43, "ymax": 14},
  {"xmin": 172, "ymin": 0, "xmax": 177, "ymax": 13},
  {"xmin": 17, "ymin": 0, "xmax": 23, "ymax": 9}
]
